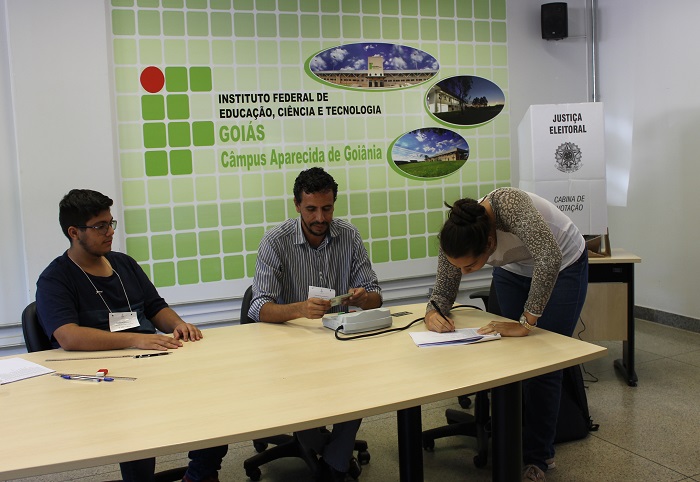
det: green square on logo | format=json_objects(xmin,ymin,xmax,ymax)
[
  {"xmin": 190, "ymin": 67, "xmax": 212, "ymax": 91},
  {"xmin": 165, "ymin": 67, "xmax": 188, "ymax": 92},
  {"xmin": 145, "ymin": 150, "xmax": 168, "ymax": 176},
  {"xmin": 141, "ymin": 95, "xmax": 165, "ymax": 120},
  {"xmin": 168, "ymin": 122, "xmax": 191, "ymax": 147},
  {"xmin": 169, "ymin": 149, "xmax": 193, "ymax": 175},
  {"xmin": 167, "ymin": 94, "xmax": 190, "ymax": 120},
  {"xmin": 143, "ymin": 123, "xmax": 166, "ymax": 148}
]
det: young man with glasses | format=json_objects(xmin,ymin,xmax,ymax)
[{"xmin": 35, "ymin": 189, "xmax": 227, "ymax": 482}]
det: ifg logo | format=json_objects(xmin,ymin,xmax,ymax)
[{"xmin": 554, "ymin": 142, "xmax": 582, "ymax": 173}]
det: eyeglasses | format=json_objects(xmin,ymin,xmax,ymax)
[{"xmin": 75, "ymin": 220, "xmax": 117, "ymax": 234}]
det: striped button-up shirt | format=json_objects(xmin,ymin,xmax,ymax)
[{"xmin": 248, "ymin": 217, "xmax": 381, "ymax": 321}]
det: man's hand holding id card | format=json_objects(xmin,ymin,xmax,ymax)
[
  {"xmin": 308, "ymin": 286, "xmax": 352, "ymax": 307},
  {"xmin": 330, "ymin": 292, "xmax": 352, "ymax": 307}
]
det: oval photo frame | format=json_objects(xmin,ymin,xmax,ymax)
[
  {"xmin": 389, "ymin": 128, "xmax": 470, "ymax": 180},
  {"xmin": 306, "ymin": 42, "xmax": 439, "ymax": 91},
  {"xmin": 425, "ymin": 75, "xmax": 505, "ymax": 127}
]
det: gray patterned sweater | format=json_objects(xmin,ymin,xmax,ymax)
[{"xmin": 429, "ymin": 187, "xmax": 585, "ymax": 318}]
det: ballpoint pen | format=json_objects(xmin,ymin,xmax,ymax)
[
  {"xmin": 430, "ymin": 300, "xmax": 455, "ymax": 331},
  {"xmin": 133, "ymin": 352, "xmax": 171, "ymax": 358},
  {"xmin": 430, "ymin": 299, "xmax": 446, "ymax": 319},
  {"xmin": 46, "ymin": 352, "xmax": 173, "ymax": 362},
  {"xmin": 61, "ymin": 375, "xmax": 114, "ymax": 382}
]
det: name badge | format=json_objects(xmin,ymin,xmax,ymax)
[{"xmin": 109, "ymin": 312, "xmax": 140, "ymax": 332}]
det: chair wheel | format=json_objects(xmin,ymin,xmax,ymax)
[
  {"xmin": 357, "ymin": 450, "xmax": 371, "ymax": 465},
  {"xmin": 422, "ymin": 439, "xmax": 435, "ymax": 451},
  {"xmin": 458, "ymin": 395, "xmax": 472, "ymax": 409},
  {"xmin": 348, "ymin": 456, "xmax": 363, "ymax": 479},
  {"xmin": 245, "ymin": 466, "xmax": 262, "ymax": 481},
  {"xmin": 253, "ymin": 441, "xmax": 267, "ymax": 453},
  {"xmin": 473, "ymin": 454, "xmax": 487, "ymax": 468}
]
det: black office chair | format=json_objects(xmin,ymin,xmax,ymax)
[
  {"xmin": 239, "ymin": 286, "xmax": 370, "ymax": 481},
  {"xmin": 21, "ymin": 302, "xmax": 54, "ymax": 352},
  {"xmin": 421, "ymin": 282, "xmax": 500, "ymax": 468},
  {"xmin": 21, "ymin": 301, "xmax": 189, "ymax": 482}
]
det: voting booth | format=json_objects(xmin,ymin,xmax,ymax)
[{"xmin": 518, "ymin": 102, "xmax": 608, "ymax": 236}]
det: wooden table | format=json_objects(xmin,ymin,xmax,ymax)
[
  {"xmin": 582, "ymin": 248, "xmax": 641, "ymax": 386},
  {"xmin": 0, "ymin": 304, "xmax": 606, "ymax": 481}
]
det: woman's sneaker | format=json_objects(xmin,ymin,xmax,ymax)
[{"xmin": 546, "ymin": 458, "xmax": 556, "ymax": 470}]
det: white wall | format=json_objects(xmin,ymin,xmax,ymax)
[
  {"xmin": 7, "ymin": 0, "xmax": 121, "ymax": 293},
  {"xmin": 0, "ymin": 1, "xmax": 27, "ymax": 338},
  {"xmin": 599, "ymin": 0, "xmax": 700, "ymax": 319},
  {"xmin": 507, "ymin": 0, "xmax": 592, "ymax": 182}
]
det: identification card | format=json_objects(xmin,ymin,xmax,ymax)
[
  {"xmin": 308, "ymin": 286, "xmax": 335, "ymax": 300},
  {"xmin": 109, "ymin": 312, "xmax": 140, "ymax": 332}
]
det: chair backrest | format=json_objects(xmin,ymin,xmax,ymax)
[
  {"xmin": 240, "ymin": 285, "xmax": 254, "ymax": 324},
  {"xmin": 486, "ymin": 280, "xmax": 501, "ymax": 316},
  {"xmin": 469, "ymin": 280, "xmax": 501, "ymax": 316},
  {"xmin": 21, "ymin": 301, "xmax": 54, "ymax": 352}
]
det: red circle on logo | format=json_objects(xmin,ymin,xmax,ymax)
[{"xmin": 140, "ymin": 66, "xmax": 165, "ymax": 93}]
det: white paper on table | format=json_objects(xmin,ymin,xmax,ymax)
[
  {"xmin": 410, "ymin": 328, "xmax": 501, "ymax": 347},
  {"xmin": 0, "ymin": 358, "xmax": 55, "ymax": 384}
]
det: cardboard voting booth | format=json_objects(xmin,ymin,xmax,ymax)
[{"xmin": 518, "ymin": 102, "xmax": 608, "ymax": 236}]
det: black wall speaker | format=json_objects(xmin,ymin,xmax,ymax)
[{"xmin": 541, "ymin": 2, "xmax": 568, "ymax": 40}]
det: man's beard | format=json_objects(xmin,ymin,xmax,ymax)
[{"xmin": 302, "ymin": 218, "xmax": 329, "ymax": 237}]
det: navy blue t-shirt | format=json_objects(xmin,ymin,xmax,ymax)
[{"xmin": 36, "ymin": 251, "xmax": 168, "ymax": 348}]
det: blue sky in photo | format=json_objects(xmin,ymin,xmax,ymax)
[
  {"xmin": 435, "ymin": 76, "xmax": 505, "ymax": 105},
  {"xmin": 391, "ymin": 128, "xmax": 469, "ymax": 162},
  {"xmin": 309, "ymin": 43, "xmax": 439, "ymax": 72}
]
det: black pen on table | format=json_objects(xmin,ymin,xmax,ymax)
[
  {"xmin": 430, "ymin": 300, "xmax": 454, "ymax": 331},
  {"xmin": 133, "ymin": 352, "xmax": 171, "ymax": 358}
]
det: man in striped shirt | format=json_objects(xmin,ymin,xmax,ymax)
[{"xmin": 249, "ymin": 167, "xmax": 382, "ymax": 481}]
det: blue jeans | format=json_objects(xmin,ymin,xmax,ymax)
[
  {"xmin": 120, "ymin": 445, "xmax": 229, "ymax": 482},
  {"xmin": 492, "ymin": 250, "xmax": 588, "ymax": 472}
]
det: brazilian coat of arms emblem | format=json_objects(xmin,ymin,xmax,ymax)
[{"xmin": 554, "ymin": 142, "xmax": 582, "ymax": 173}]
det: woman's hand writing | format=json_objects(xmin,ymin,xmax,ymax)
[{"xmin": 424, "ymin": 309, "xmax": 455, "ymax": 333}]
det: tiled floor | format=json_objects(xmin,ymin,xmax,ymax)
[{"xmin": 11, "ymin": 319, "xmax": 700, "ymax": 482}]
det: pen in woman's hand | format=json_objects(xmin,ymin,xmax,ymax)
[{"xmin": 430, "ymin": 300, "xmax": 455, "ymax": 332}]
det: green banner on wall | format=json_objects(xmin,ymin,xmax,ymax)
[{"xmin": 109, "ymin": 0, "xmax": 511, "ymax": 302}]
